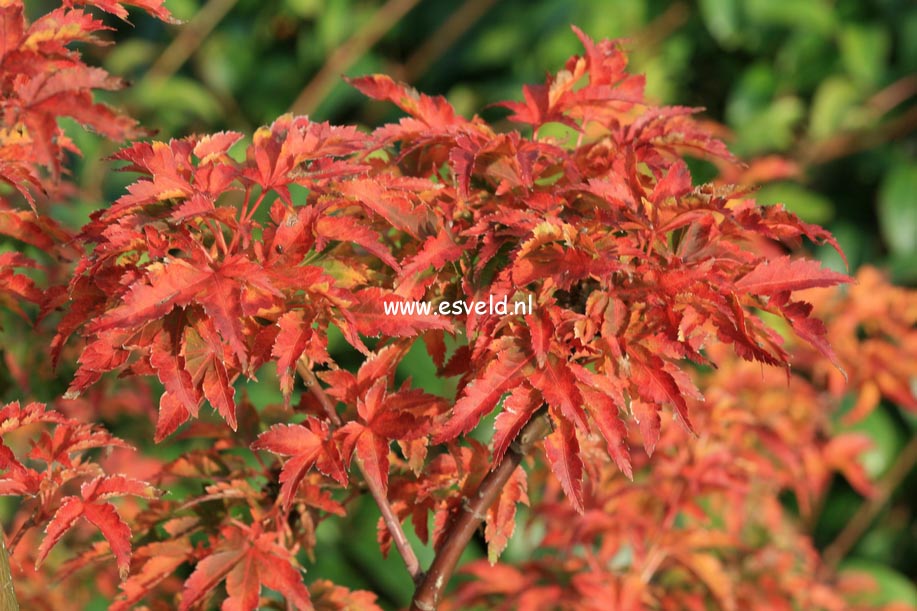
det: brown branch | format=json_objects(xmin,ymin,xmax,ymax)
[
  {"xmin": 821, "ymin": 433, "xmax": 917, "ymax": 569},
  {"xmin": 288, "ymin": 0, "xmax": 422, "ymax": 116},
  {"xmin": 296, "ymin": 361, "xmax": 422, "ymax": 583},
  {"xmin": 145, "ymin": 0, "xmax": 239, "ymax": 82},
  {"xmin": 410, "ymin": 410, "xmax": 552, "ymax": 611}
]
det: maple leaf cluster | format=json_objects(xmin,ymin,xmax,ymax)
[
  {"xmin": 1, "ymin": 2, "xmax": 915, "ymax": 610},
  {"xmin": 0, "ymin": 0, "xmax": 173, "ymax": 205},
  {"xmin": 59, "ymin": 26, "xmax": 853, "ymax": 506},
  {"xmin": 0, "ymin": 0, "xmax": 171, "ymax": 344},
  {"xmin": 452, "ymin": 267, "xmax": 917, "ymax": 611},
  {"xmin": 0, "ymin": 401, "xmax": 157, "ymax": 578}
]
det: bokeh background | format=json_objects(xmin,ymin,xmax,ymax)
[{"xmin": 15, "ymin": 0, "xmax": 917, "ymax": 607}]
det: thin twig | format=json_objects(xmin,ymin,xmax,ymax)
[
  {"xmin": 866, "ymin": 75, "xmax": 917, "ymax": 116},
  {"xmin": 359, "ymin": 455, "xmax": 423, "ymax": 584},
  {"xmin": 798, "ymin": 105, "xmax": 917, "ymax": 165},
  {"xmin": 6, "ymin": 516, "xmax": 34, "ymax": 554},
  {"xmin": 410, "ymin": 410, "xmax": 552, "ymax": 611},
  {"xmin": 288, "ymin": 0, "xmax": 422, "ymax": 116},
  {"xmin": 399, "ymin": 0, "xmax": 499, "ymax": 84},
  {"xmin": 145, "ymin": 0, "xmax": 239, "ymax": 82},
  {"xmin": 296, "ymin": 361, "xmax": 341, "ymax": 426},
  {"xmin": 821, "ymin": 434, "xmax": 917, "ymax": 568},
  {"xmin": 632, "ymin": 2, "xmax": 689, "ymax": 56},
  {"xmin": 297, "ymin": 361, "xmax": 422, "ymax": 583}
]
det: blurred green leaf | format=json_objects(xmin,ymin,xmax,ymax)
[
  {"xmin": 699, "ymin": 0, "xmax": 742, "ymax": 48},
  {"xmin": 316, "ymin": 0, "xmax": 352, "ymax": 52},
  {"xmin": 816, "ymin": 221, "xmax": 876, "ymax": 274},
  {"xmin": 776, "ymin": 30, "xmax": 834, "ymax": 92},
  {"xmin": 133, "ymin": 77, "xmax": 222, "ymax": 127},
  {"xmin": 839, "ymin": 24, "xmax": 889, "ymax": 88},
  {"xmin": 198, "ymin": 33, "xmax": 257, "ymax": 94},
  {"xmin": 878, "ymin": 162, "xmax": 917, "ymax": 259},
  {"xmin": 166, "ymin": 0, "xmax": 199, "ymax": 21},
  {"xmin": 809, "ymin": 76, "xmax": 860, "ymax": 140},
  {"xmin": 465, "ymin": 22, "xmax": 527, "ymax": 68},
  {"xmin": 840, "ymin": 559, "xmax": 917, "ymax": 605},
  {"xmin": 901, "ymin": 10, "xmax": 917, "ymax": 69},
  {"xmin": 728, "ymin": 63, "xmax": 777, "ymax": 121},
  {"xmin": 745, "ymin": 0, "xmax": 836, "ymax": 36},
  {"xmin": 105, "ymin": 39, "xmax": 160, "ymax": 76},
  {"xmin": 285, "ymin": 0, "xmax": 322, "ymax": 18},
  {"xmin": 843, "ymin": 405, "xmax": 905, "ymax": 479},
  {"xmin": 755, "ymin": 182, "xmax": 835, "ymax": 224},
  {"xmin": 735, "ymin": 96, "xmax": 805, "ymax": 154}
]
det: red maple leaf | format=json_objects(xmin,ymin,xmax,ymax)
[
  {"xmin": 542, "ymin": 410, "xmax": 585, "ymax": 513},
  {"xmin": 179, "ymin": 522, "xmax": 311, "ymax": 611},
  {"xmin": 484, "ymin": 466, "xmax": 528, "ymax": 563},
  {"xmin": 36, "ymin": 475, "xmax": 159, "ymax": 579},
  {"xmin": 251, "ymin": 419, "xmax": 347, "ymax": 510},
  {"xmin": 337, "ymin": 378, "xmax": 440, "ymax": 494}
]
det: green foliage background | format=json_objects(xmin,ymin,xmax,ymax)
[{"xmin": 13, "ymin": 0, "xmax": 917, "ymax": 608}]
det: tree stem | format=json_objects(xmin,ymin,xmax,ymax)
[
  {"xmin": 0, "ymin": 530, "xmax": 18, "ymax": 611},
  {"xmin": 410, "ymin": 410, "xmax": 551, "ymax": 611}
]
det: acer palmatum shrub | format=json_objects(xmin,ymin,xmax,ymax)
[{"xmin": 1, "ymin": 2, "xmax": 915, "ymax": 610}]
